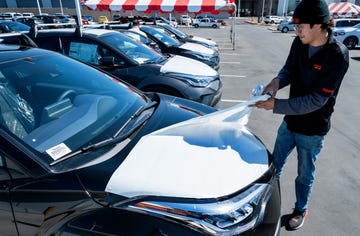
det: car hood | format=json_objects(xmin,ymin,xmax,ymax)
[
  {"xmin": 190, "ymin": 35, "xmax": 217, "ymax": 46},
  {"xmin": 161, "ymin": 55, "xmax": 217, "ymax": 76},
  {"xmin": 179, "ymin": 42, "xmax": 215, "ymax": 55},
  {"xmin": 105, "ymin": 95, "xmax": 271, "ymax": 199}
]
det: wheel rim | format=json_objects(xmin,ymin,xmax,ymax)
[{"xmin": 344, "ymin": 37, "xmax": 357, "ymax": 49}]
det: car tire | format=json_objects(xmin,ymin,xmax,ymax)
[
  {"xmin": 212, "ymin": 24, "xmax": 217, "ymax": 28},
  {"xmin": 343, "ymin": 36, "xmax": 358, "ymax": 49},
  {"xmin": 281, "ymin": 27, "xmax": 289, "ymax": 33},
  {"xmin": 193, "ymin": 24, "xmax": 199, "ymax": 28}
]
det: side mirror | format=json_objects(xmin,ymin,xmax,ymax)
[{"xmin": 99, "ymin": 56, "xmax": 123, "ymax": 67}]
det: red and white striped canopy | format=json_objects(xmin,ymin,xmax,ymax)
[
  {"xmin": 328, "ymin": 2, "xmax": 360, "ymax": 16},
  {"xmin": 81, "ymin": 0, "xmax": 236, "ymax": 15}
]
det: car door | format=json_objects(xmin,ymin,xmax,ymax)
[
  {"xmin": 0, "ymin": 145, "xmax": 96, "ymax": 236},
  {"xmin": 0, "ymin": 153, "xmax": 18, "ymax": 235}
]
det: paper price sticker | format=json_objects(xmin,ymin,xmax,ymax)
[{"xmin": 46, "ymin": 143, "xmax": 71, "ymax": 160}]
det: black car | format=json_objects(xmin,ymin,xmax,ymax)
[
  {"xmin": 0, "ymin": 43, "xmax": 280, "ymax": 235},
  {"xmin": 115, "ymin": 28, "xmax": 162, "ymax": 52},
  {"xmin": 14, "ymin": 17, "xmax": 44, "ymax": 27},
  {"xmin": 28, "ymin": 27, "xmax": 222, "ymax": 107},
  {"xmin": 0, "ymin": 20, "xmax": 30, "ymax": 33},
  {"xmin": 140, "ymin": 25, "xmax": 220, "ymax": 70},
  {"xmin": 155, "ymin": 23, "xmax": 219, "ymax": 51},
  {"xmin": 34, "ymin": 14, "xmax": 61, "ymax": 24}
]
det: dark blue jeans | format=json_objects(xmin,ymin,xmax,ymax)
[{"xmin": 273, "ymin": 121, "xmax": 325, "ymax": 211}]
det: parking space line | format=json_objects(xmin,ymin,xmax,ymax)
[
  {"xmin": 220, "ymin": 53, "xmax": 238, "ymax": 55},
  {"xmin": 221, "ymin": 99, "xmax": 246, "ymax": 103},
  {"xmin": 220, "ymin": 61, "xmax": 241, "ymax": 64},
  {"xmin": 221, "ymin": 74, "xmax": 246, "ymax": 78}
]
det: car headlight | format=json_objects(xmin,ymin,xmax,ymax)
[
  {"xmin": 189, "ymin": 53, "xmax": 212, "ymax": 61},
  {"xmin": 126, "ymin": 183, "xmax": 272, "ymax": 235},
  {"xmin": 165, "ymin": 73, "xmax": 214, "ymax": 87}
]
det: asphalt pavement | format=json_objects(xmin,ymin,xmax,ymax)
[{"xmin": 180, "ymin": 18, "xmax": 360, "ymax": 236}]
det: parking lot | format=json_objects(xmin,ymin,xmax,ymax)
[{"xmin": 180, "ymin": 18, "xmax": 360, "ymax": 236}]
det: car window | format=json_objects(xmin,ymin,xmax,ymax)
[
  {"xmin": 0, "ymin": 155, "xmax": 11, "ymax": 181},
  {"xmin": 142, "ymin": 27, "xmax": 180, "ymax": 47},
  {"xmin": 60, "ymin": 38, "xmax": 125, "ymax": 66},
  {"xmin": 0, "ymin": 52, "xmax": 147, "ymax": 159},
  {"xmin": 0, "ymin": 153, "xmax": 28, "ymax": 180},
  {"xmin": 33, "ymin": 37, "xmax": 62, "ymax": 52},
  {"xmin": 68, "ymin": 42, "xmax": 100, "ymax": 64},
  {"xmin": 0, "ymin": 21, "xmax": 30, "ymax": 33},
  {"xmin": 101, "ymin": 33, "xmax": 162, "ymax": 63},
  {"xmin": 335, "ymin": 20, "xmax": 360, "ymax": 27},
  {"xmin": 162, "ymin": 25, "xmax": 186, "ymax": 38}
]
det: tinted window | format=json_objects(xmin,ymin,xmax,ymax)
[
  {"xmin": 0, "ymin": 51, "xmax": 147, "ymax": 160},
  {"xmin": 335, "ymin": 20, "xmax": 360, "ymax": 27},
  {"xmin": 141, "ymin": 27, "xmax": 181, "ymax": 47},
  {"xmin": 33, "ymin": 37, "xmax": 62, "ymax": 51},
  {"xmin": 0, "ymin": 153, "xmax": 28, "ymax": 180},
  {"xmin": 100, "ymin": 32, "xmax": 162, "ymax": 63},
  {"xmin": 60, "ymin": 37, "xmax": 125, "ymax": 66}
]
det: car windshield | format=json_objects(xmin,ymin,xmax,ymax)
[
  {"xmin": 141, "ymin": 27, "xmax": 181, "ymax": 47},
  {"xmin": 0, "ymin": 21, "xmax": 30, "ymax": 32},
  {"xmin": 0, "ymin": 50, "xmax": 149, "ymax": 161},
  {"xmin": 160, "ymin": 24, "xmax": 187, "ymax": 39},
  {"xmin": 101, "ymin": 32, "xmax": 162, "ymax": 63}
]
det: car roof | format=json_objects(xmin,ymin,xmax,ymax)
[
  {"xmin": 0, "ymin": 44, "xmax": 55, "ymax": 61},
  {"xmin": 30, "ymin": 27, "xmax": 119, "ymax": 38}
]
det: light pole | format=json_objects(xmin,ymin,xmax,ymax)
[
  {"xmin": 36, "ymin": 0, "xmax": 42, "ymax": 15},
  {"xmin": 59, "ymin": 0, "xmax": 64, "ymax": 15},
  {"xmin": 282, "ymin": 0, "xmax": 288, "ymax": 17},
  {"xmin": 237, "ymin": 0, "xmax": 241, "ymax": 17}
]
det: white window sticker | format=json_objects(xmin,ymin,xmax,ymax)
[{"xmin": 46, "ymin": 143, "xmax": 71, "ymax": 160}]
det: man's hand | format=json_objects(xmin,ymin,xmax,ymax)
[
  {"xmin": 249, "ymin": 97, "xmax": 275, "ymax": 110},
  {"xmin": 249, "ymin": 78, "xmax": 279, "ymax": 110},
  {"xmin": 263, "ymin": 78, "xmax": 280, "ymax": 96}
]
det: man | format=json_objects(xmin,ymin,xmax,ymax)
[
  {"xmin": 129, "ymin": 19, "xmax": 147, "ymax": 37},
  {"xmin": 250, "ymin": 0, "xmax": 349, "ymax": 230}
]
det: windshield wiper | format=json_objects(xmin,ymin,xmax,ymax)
[
  {"xmin": 156, "ymin": 56, "xmax": 168, "ymax": 63},
  {"xmin": 49, "ymin": 101, "xmax": 157, "ymax": 166}
]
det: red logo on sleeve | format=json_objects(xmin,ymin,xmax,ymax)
[
  {"xmin": 322, "ymin": 88, "xmax": 334, "ymax": 94},
  {"xmin": 313, "ymin": 64, "xmax": 322, "ymax": 70}
]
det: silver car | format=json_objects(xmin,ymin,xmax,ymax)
[{"xmin": 277, "ymin": 20, "xmax": 295, "ymax": 33}]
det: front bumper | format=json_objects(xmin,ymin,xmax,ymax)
[{"xmin": 119, "ymin": 165, "xmax": 281, "ymax": 236}]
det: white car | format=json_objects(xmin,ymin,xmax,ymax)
[
  {"xmin": 180, "ymin": 15, "xmax": 192, "ymax": 25},
  {"xmin": 264, "ymin": 15, "xmax": 283, "ymax": 24},
  {"xmin": 192, "ymin": 18, "xmax": 221, "ymax": 28},
  {"xmin": 334, "ymin": 23, "xmax": 360, "ymax": 49}
]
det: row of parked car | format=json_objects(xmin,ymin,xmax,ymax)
[
  {"xmin": 0, "ymin": 19, "xmax": 281, "ymax": 236},
  {"xmin": 26, "ymin": 22, "xmax": 221, "ymax": 106},
  {"xmin": 276, "ymin": 17, "xmax": 360, "ymax": 49},
  {"xmin": 0, "ymin": 12, "xmax": 95, "ymax": 27}
]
